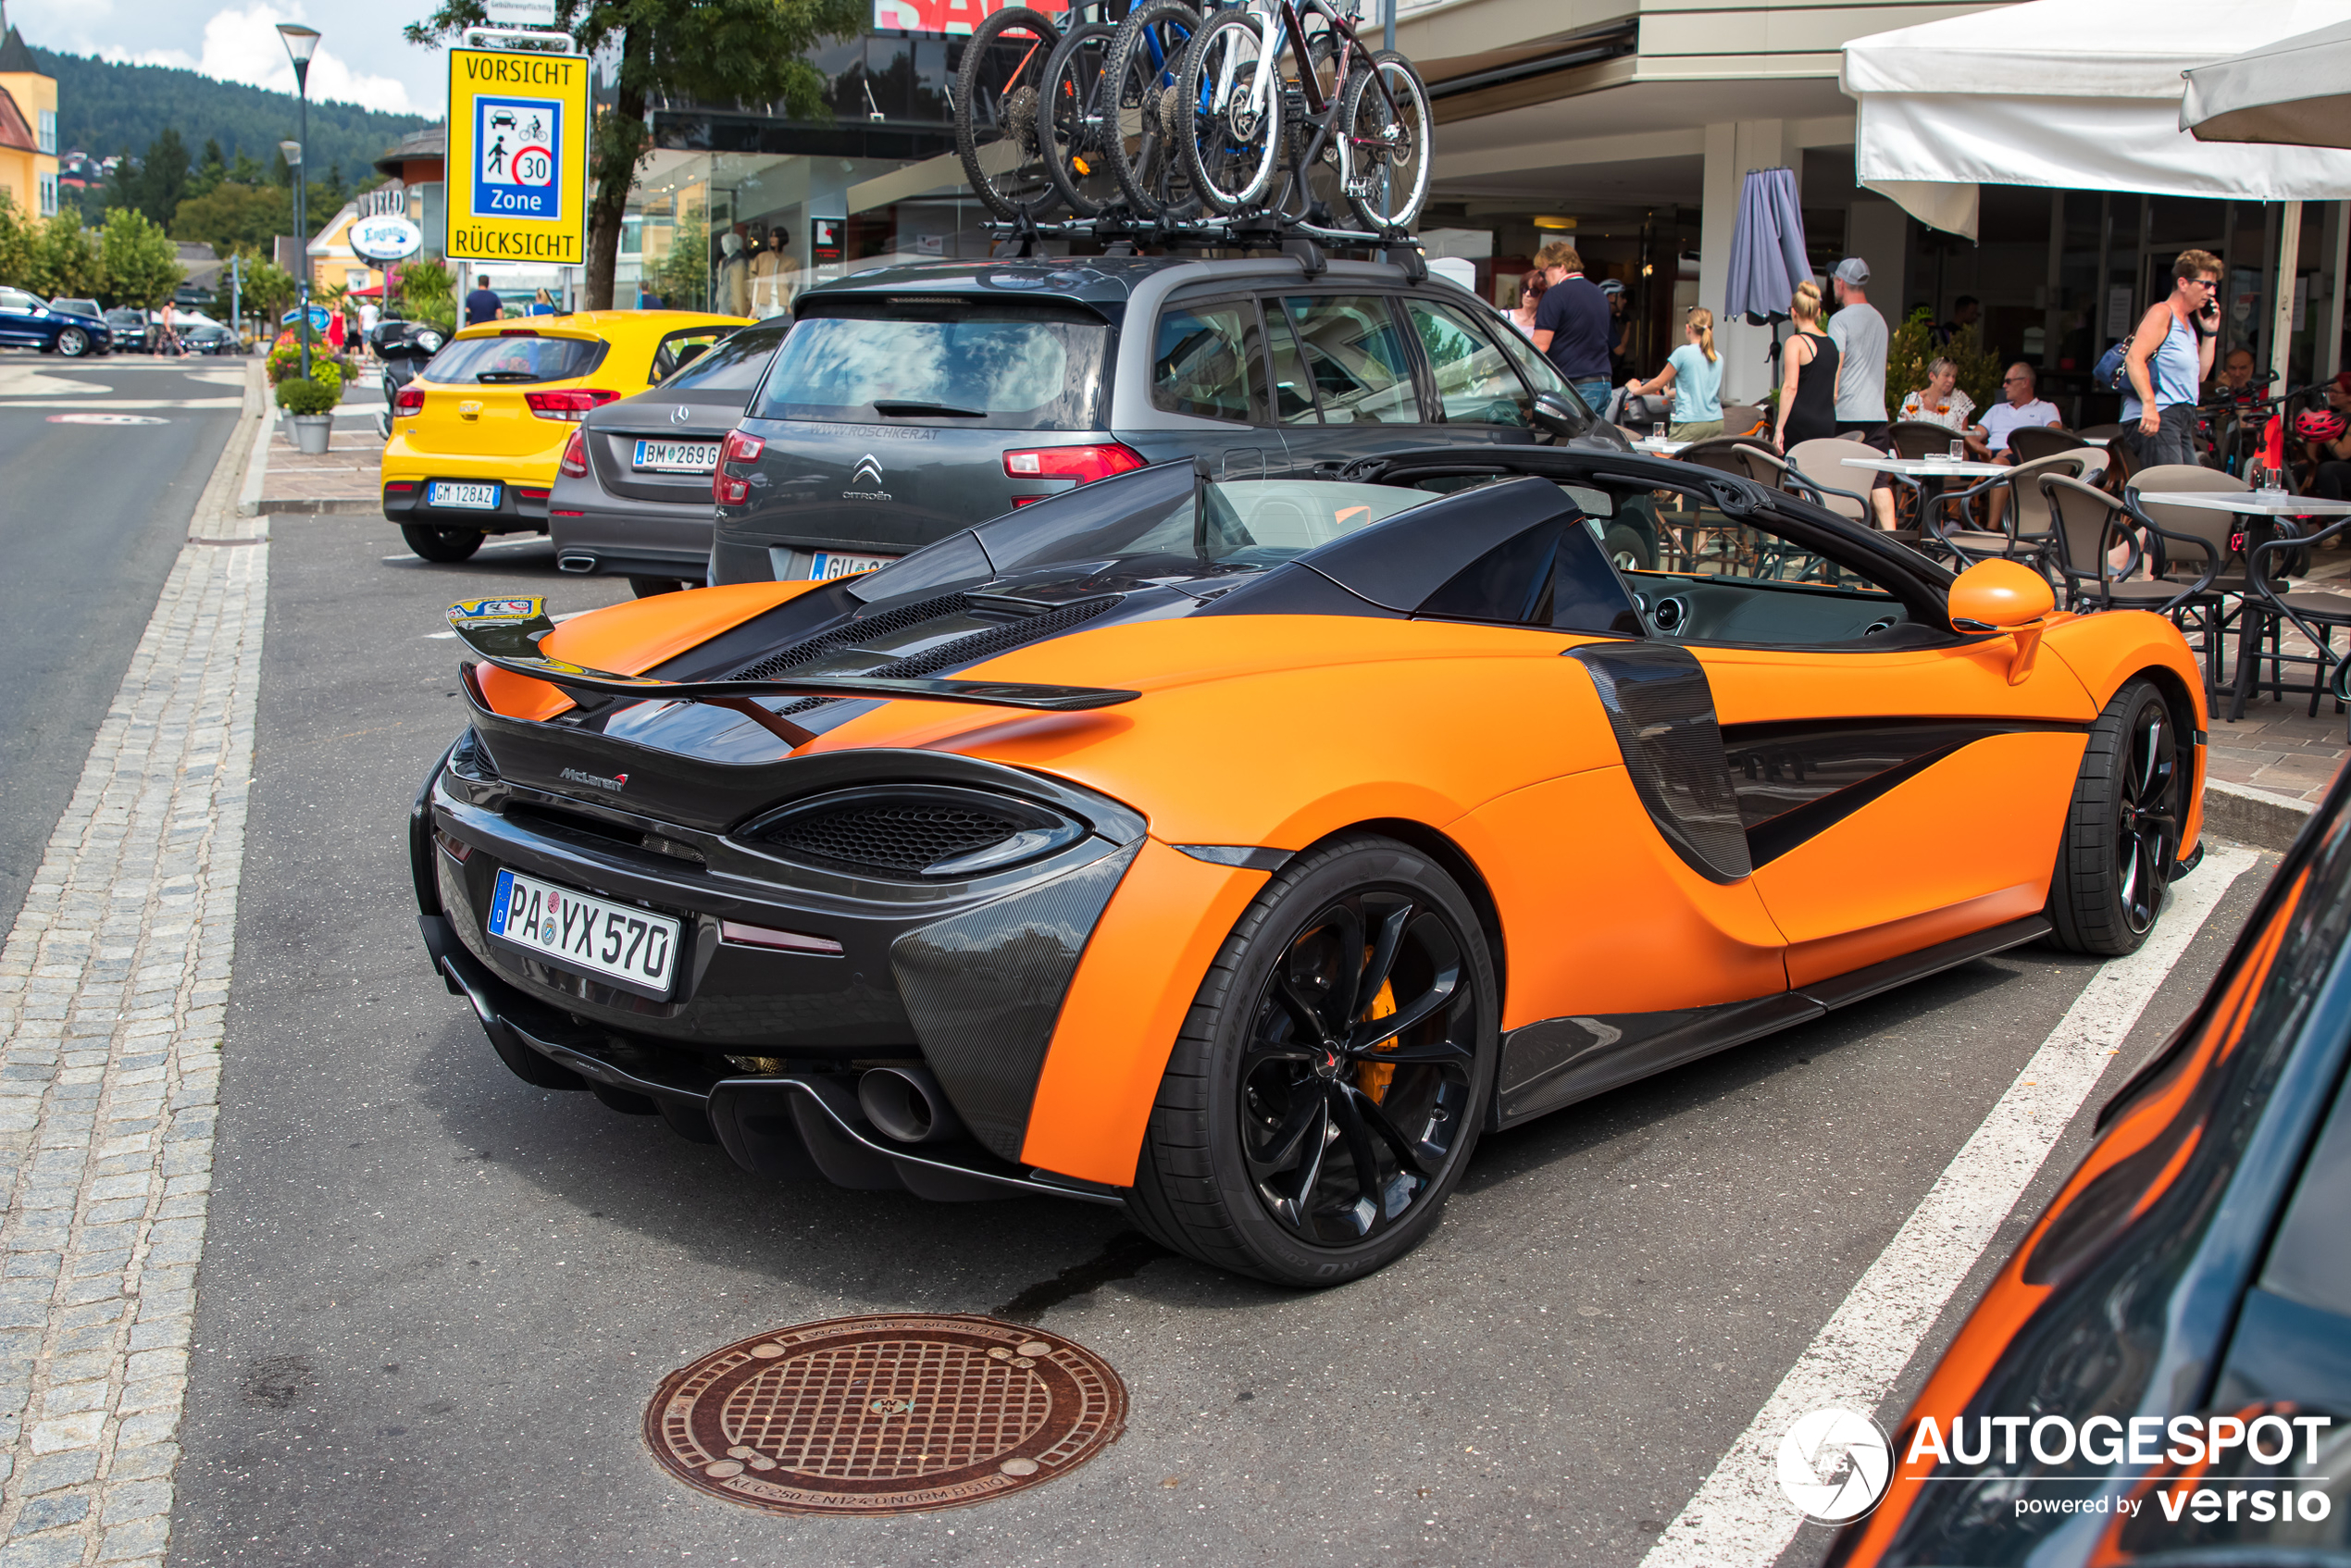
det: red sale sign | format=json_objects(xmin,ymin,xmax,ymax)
[{"xmin": 873, "ymin": 0, "xmax": 1069, "ymax": 32}]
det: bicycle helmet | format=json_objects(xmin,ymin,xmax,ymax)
[
  {"xmin": 1598, "ymin": 279, "xmax": 1625, "ymax": 296},
  {"xmin": 2294, "ymin": 408, "xmax": 2347, "ymax": 444}
]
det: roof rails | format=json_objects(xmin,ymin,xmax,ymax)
[{"xmin": 984, "ymin": 206, "xmax": 1425, "ymax": 282}]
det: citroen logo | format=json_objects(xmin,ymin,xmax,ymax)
[
  {"xmin": 851, "ymin": 454, "xmax": 885, "ymax": 488},
  {"xmin": 671, "ymin": 404, "xmax": 692, "ymax": 425}
]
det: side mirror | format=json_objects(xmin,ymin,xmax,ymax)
[
  {"xmin": 1947, "ymin": 559, "xmax": 2056, "ymax": 631},
  {"xmin": 1533, "ymin": 392, "xmax": 1586, "ymax": 440},
  {"xmin": 1947, "ymin": 559, "xmax": 2056, "ymax": 685}
]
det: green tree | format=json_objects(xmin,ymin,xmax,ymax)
[
  {"xmin": 191, "ymin": 138, "xmax": 229, "ymax": 199},
  {"xmin": 106, "ymin": 146, "xmax": 140, "ymax": 218},
  {"xmin": 30, "ymin": 212, "xmax": 103, "ymax": 298},
  {"xmin": 96, "ymin": 208, "xmax": 185, "ymax": 309},
  {"xmin": 0, "ymin": 192, "xmax": 36, "ymax": 289},
  {"xmin": 137, "ymin": 128, "xmax": 192, "ymax": 227},
  {"xmin": 404, "ymin": 0, "xmax": 860, "ymax": 309},
  {"xmin": 396, "ymin": 255, "xmax": 455, "ymax": 330},
  {"xmin": 173, "ymin": 180, "xmax": 292, "ymax": 257},
  {"xmin": 236, "ymin": 253, "xmax": 299, "ymax": 322}
]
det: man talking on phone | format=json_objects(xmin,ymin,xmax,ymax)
[{"xmin": 2122, "ymin": 250, "xmax": 2222, "ymax": 468}]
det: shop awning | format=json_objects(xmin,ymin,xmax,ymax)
[
  {"xmin": 2183, "ymin": 17, "xmax": 2351, "ymax": 148},
  {"xmin": 1841, "ymin": 0, "xmax": 2351, "ymax": 241}
]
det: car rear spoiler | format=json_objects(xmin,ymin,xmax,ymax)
[{"xmin": 445, "ymin": 597, "xmax": 1138, "ymax": 746}]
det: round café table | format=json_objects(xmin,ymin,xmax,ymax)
[
  {"xmin": 2126, "ymin": 490, "xmax": 2351, "ymax": 720},
  {"xmin": 1840, "ymin": 455, "xmax": 2014, "ymax": 542}
]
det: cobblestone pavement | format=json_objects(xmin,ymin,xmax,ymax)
[{"xmin": 0, "ymin": 400, "xmax": 265, "ymax": 1566}]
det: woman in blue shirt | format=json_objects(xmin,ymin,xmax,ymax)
[{"xmin": 1623, "ymin": 307, "xmax": 1723, "ymax": 441}]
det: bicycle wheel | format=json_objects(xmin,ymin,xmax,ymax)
[
  {"xmin": 1103, "ymin": 0, "xmax": 1203, "ymax": 221},
  {"xmin": 1042, "ymin": 23, "xmax": 1123, "ymax": 217},
  {"xmin": 955, "ymin": 6, "xmax": 1064, "ymax": 221},
  {"xmin": 1177, "ymin": 11, "xmax": 1281, "ymax": 215},
  {"xmin": 1334, "ymin": 49, "xmax": 1431, "ymax": 231}
]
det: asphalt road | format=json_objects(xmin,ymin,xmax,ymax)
[
  {"xmin": 0, "ymin": 355, "xmax": 244, "ymax": 922},
  {"xmin": 149, "ymin": 501, "xmax": 2276, "ymax": 1567}
]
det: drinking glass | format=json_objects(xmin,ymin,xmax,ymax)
[{"xmin": 1948, "ymin": 439, "xmax": 1967, "ymax": 461}]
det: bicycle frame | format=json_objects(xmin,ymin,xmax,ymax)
[{"xmin": 1214, "ymin": 0, "xmax": 1397, "ymax": 136}]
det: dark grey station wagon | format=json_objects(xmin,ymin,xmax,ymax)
[{"xmin": 710, "ymin": 255, "xmax": 1636, "ymax": 587}]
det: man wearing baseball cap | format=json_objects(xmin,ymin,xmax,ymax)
[{"xmin": 1828, "ymin": 256, "xmax": 1896, "ymax": 527}]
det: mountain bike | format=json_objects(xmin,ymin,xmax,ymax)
[
  {"xmin": 1101, "ymin": 0, "xmax": 1207, "ymax": 221},
  {"xmin": 1175, "ymin": 0, "xmax": 1430, "ymax": 230},
  {"xmin": 955, "ymin": 6, "xmax": 1066, "ymax": 220},
  {"xmin": 1039, "ymin": 6, "xmax": 1125, "ymax": 217}
]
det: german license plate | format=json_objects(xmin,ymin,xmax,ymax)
[
  {"xmin": 429, "ymin": 481, "xmax": 501, "ymax": 510},
  {"xmin": 811, "ymin": 551, "xmax": 897, "ymax": 580},
  {"xmin": 632, "ymin": 439, "xmax": 719, "ymax": 472},
  {"xmin": 486, "ymin": 868, "xmax": 681, "ymax": 995}
]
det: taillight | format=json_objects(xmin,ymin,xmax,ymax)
[
  {"xmin": 1001, "ymin": 443, "xmax": 1148, "ymax": 484},
  {"xmin": 393, "ymin": 385, "xmax": 424, "ymax": 417},
  {"xmin": 524, "ymin": 389, "xmax": 620, "ymax": 421},
  {"xmin": 559, "ymin": 429, "xmax": 588, "ymax": 478},
  {"xmin": 715, "ymin": 429, "xmax": 765, "ymax": 506}
]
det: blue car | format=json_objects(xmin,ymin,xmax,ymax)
[{"xmin": 0, "ymin": 286, "xmax": 112, "ymax": 356}]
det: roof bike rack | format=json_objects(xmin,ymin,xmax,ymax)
[{"xmin": 985, "ymin": 203, "xmax": 1423, "ymax": 278}]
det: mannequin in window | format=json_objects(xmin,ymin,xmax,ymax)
[{"xmin": 718, "ymin": 230, "xmax": 752, "ymax": 316}]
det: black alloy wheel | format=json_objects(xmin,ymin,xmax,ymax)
[
  {"xmin": 1127, "ymin": 835, "xmax": 1496, "ymax": 1286},
  {"xmin": 401, "ymin": 524, "xmax": 485, "ymax": 564},
  {"xmin": 56, "ymin": 326, "xmax": 89, "ymax": 357},
  {"xmin": 2048, "ymin": 678, "xmax": 2185, "ymax": 955}
]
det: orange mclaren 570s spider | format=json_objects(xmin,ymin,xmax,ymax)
[{"xmin": 413, "ymin": 447, "xmax": 2208, "ymax": 1286}]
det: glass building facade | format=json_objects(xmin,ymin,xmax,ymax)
[{"xmin": 618, "ymin": 15, "xmax": 1046, "ymax": 316}]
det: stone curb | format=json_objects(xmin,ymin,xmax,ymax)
[
  {"xmin": 230, "ymin": 366, "xmax": 272, "ymax": 520},
  {"xmin": 252, "ymin": 498, "xmax": 378, "ymax": 516},
  {"xmin": 2204, "ymin": 778, "xmax": 2320, "ymax": 853}
]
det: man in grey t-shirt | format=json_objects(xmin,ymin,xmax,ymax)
[{"xmin": 1826, "ymin": 257, "xmax": 1894, "ymax": 526}]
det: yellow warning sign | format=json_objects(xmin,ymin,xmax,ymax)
[{"xmin": 446, "ymin": 48, "xmax": 590, "ymax": 264}]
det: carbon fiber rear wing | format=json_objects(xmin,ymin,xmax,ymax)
[{"xmin": 446, "ymin": 597, "xmax": 1138, "ymax": 746}]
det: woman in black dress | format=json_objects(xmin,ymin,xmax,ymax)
[{"xmin": 1774, "ymin": 280, "xmax": 1840, "ymax": 450}]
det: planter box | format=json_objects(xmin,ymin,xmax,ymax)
[{"xmin": 289, "ymin": 414, "xmax": 333, "ymax": 454}]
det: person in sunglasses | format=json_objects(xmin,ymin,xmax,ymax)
[
  {"xmin": 2121, "ymin": 249, "xmax": 2223, "ymax": 467},
  {"xmin": 1968, "ymin": 362, "xmax": 2063, "ymax": 465}
]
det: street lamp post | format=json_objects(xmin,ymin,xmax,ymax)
[{"xmin": 278, "ymin": 24, "xmax": 320, "ymax": 380}]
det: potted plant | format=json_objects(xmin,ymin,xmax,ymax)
[{"xmin": 276, "ymin": 372, "xmax": 342, "ymax": 454}]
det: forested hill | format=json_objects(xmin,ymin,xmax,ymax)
[{"xmin": 32, "ymin": 47, "xmax": 430, "ymax": 179}]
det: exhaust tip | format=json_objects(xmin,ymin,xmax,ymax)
[
  {"xmin": 556, "ymin": 554, "xmax": 598, "ymax": 573},
  {"xmin": 858, "ymin": 1067, "xmax": 963, "ymax": 1146}
]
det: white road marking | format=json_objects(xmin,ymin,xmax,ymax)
[
  {"xmin": 0, "ymin": 398, "xmax": 244, "ymax": 410},
  {"xmin": 1639, "ymin": 845, "xmax": 2259, "ymax": 1568}
]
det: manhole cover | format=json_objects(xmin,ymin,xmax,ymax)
[{"xmin": 645, "ymin": 1314, "xmax": 1126, "ymax": 1515}]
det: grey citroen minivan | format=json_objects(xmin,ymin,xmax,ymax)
[{"xmin": 709, "ymin": 255, "xmax": 1642, "ymax": 586}]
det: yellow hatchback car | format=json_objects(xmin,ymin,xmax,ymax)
[{"xmin": 382, "ymin": 310, "xmax": 748, "ymax": 563}]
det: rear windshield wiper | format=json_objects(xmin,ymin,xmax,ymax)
[
  {"xmin": 871, "ymin": 399, "xmax": 987, "ymax": 417},
  {"xmin": 473, "ymin": 370, "xmax": 541, "ymax": 382}
]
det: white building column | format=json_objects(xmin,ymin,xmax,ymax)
[{"xmin": 1699, "ymin": 118, "xmax": 1803, "ymax": 406}]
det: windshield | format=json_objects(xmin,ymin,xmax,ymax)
[
  {"xmin": 658, "ymin": 320, "xmax": 789, "ymax": 394},
  {"xmin": 751, "ymin": 303, "xmax": 1107, "ymax": 429},
  {"xmin": 423, "ymin": 333, "xmax": 603, "ymax": 385}
]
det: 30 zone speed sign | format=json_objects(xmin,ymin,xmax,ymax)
[{"xmin": 447, "ymin": 48, "xmax": 588, "ymax": 264}]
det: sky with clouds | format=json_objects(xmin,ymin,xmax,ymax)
[{"xmin": 6, "ymin": 0, "xmax": 449, "ymax": 117}]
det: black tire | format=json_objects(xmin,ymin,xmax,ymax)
[
  {"xmin": 1176, "ymin": 10, "xmax": 1280, "ymax": 215},
  {"xmin": 1126, "ymin": 834, "xmax": 1498, "ymax": 1287},
  {"xmin": 628, "ymin": 576, "xmax": 690, "ymax": 597},
  {"xmin": 401, "ymin": 524, "xmax": 485, "ymax": 563},
  {"xmin": 1600, "ymin": 522, "xmax": 1654, "ymax": 573},
  {"xmin": 1334, "ymin": 50, "xmax": 1431, "ymax": 231},
  {"xmin": 954, "ymin": 6, "xmax": 1064, "ymax": 220},
  {"xmin": 2047, "ymin": 678, "xmax": 2186, "ymax": 956},
  {"xmin": 1102, "ymin": 0, "xmax": 1203, "ymax": 220},
  {"xmin": 56, "ymin": 326, "xmax": 90, "ymax": 358},
  {"xmin": 1041, "ymin": 23, "xmax": 1122, "ymax": 218}
]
